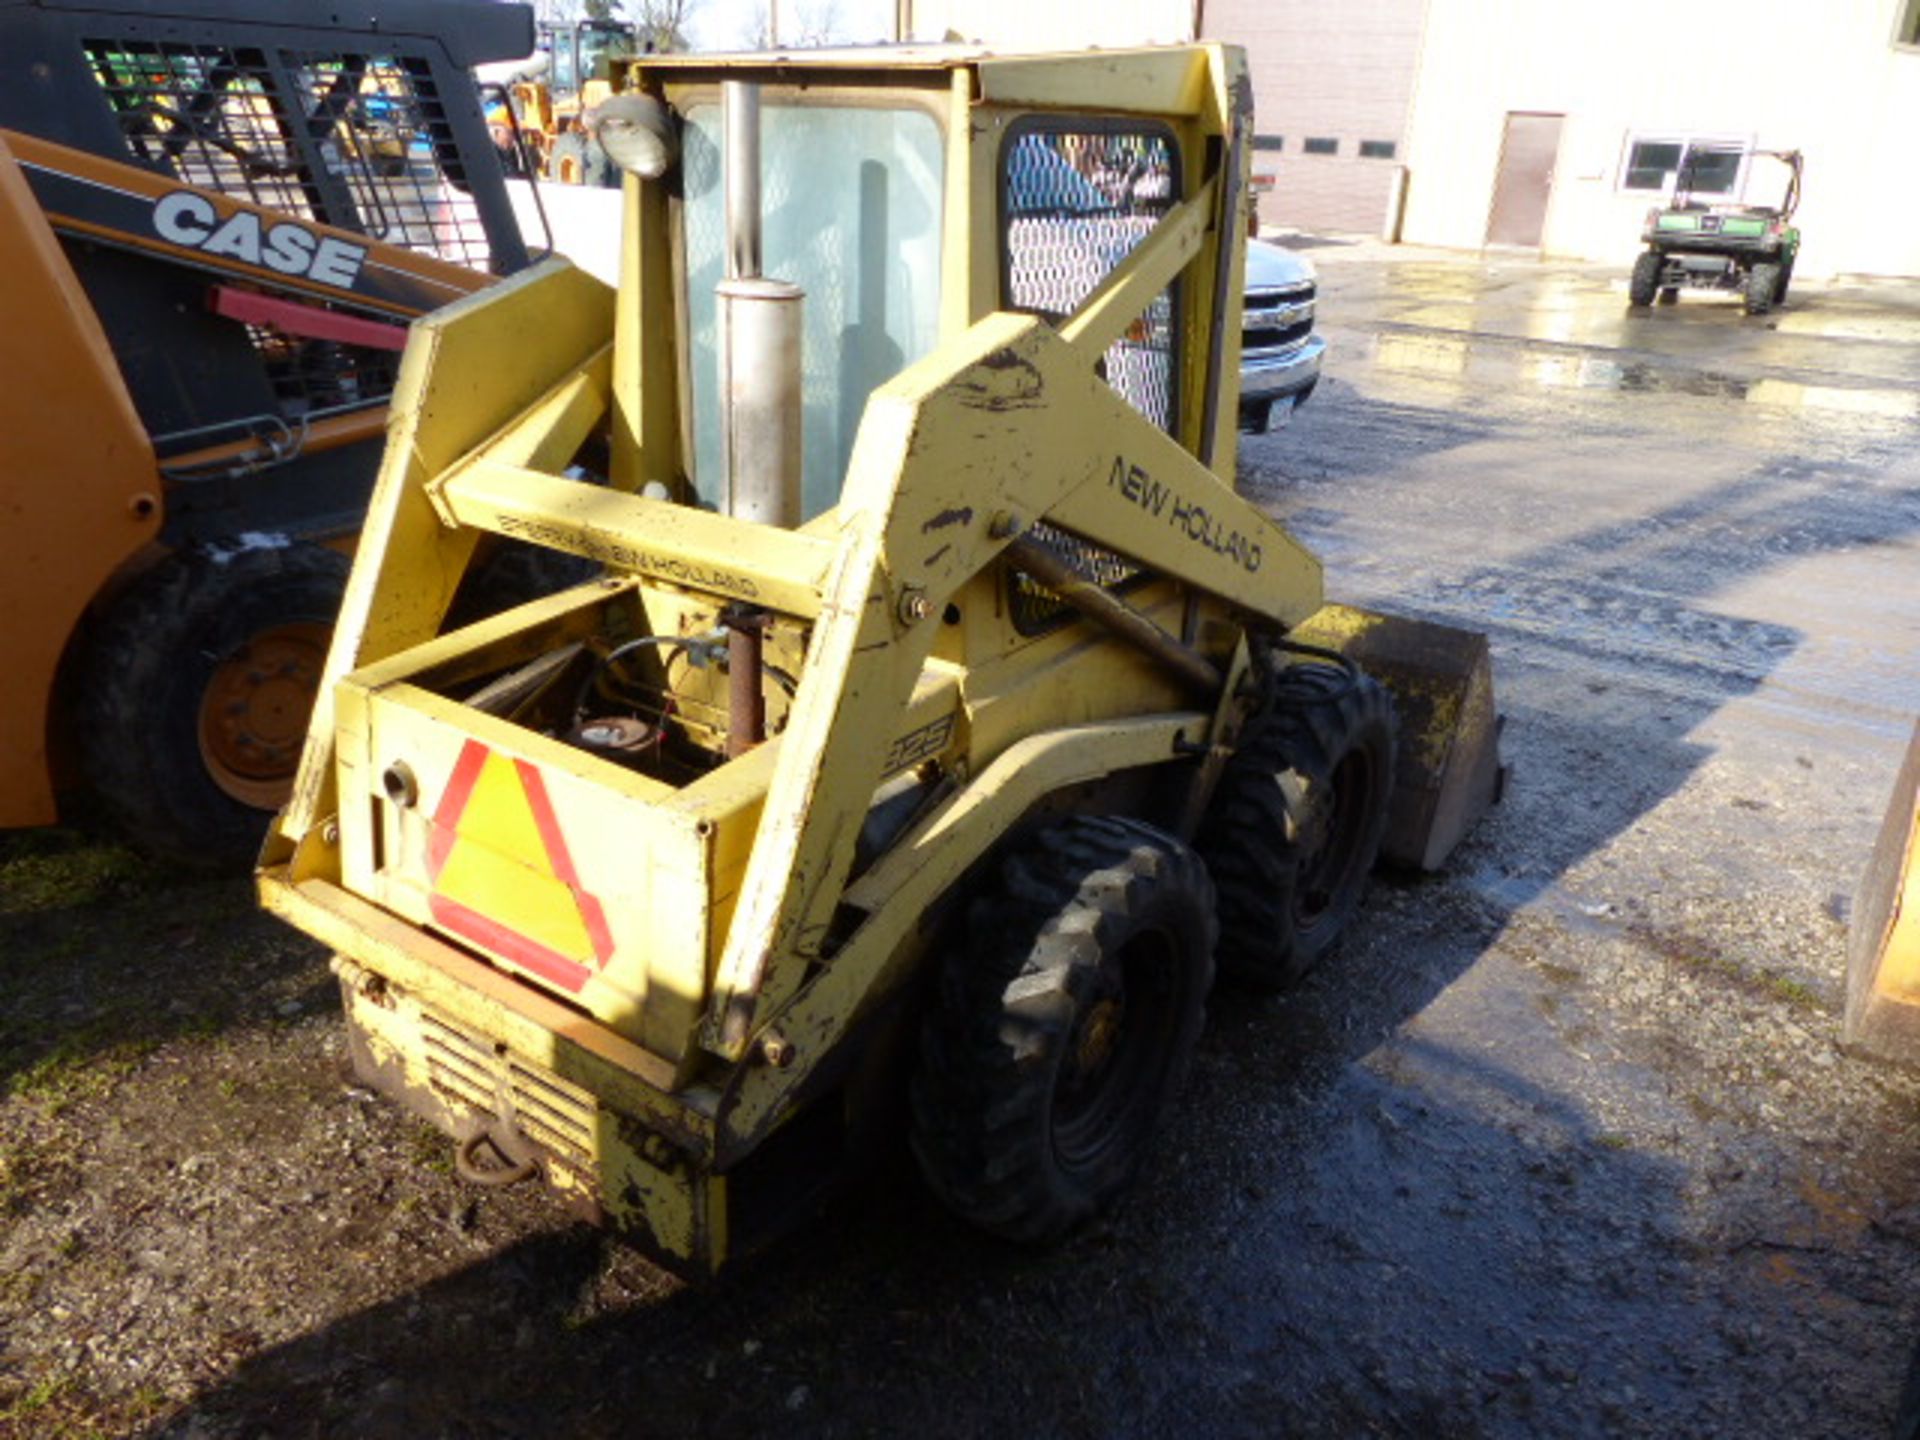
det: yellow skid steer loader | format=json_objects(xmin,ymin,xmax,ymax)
[{"xmin": 260, "ymin": 43, "xmax": 1504, "ymax": 1274}]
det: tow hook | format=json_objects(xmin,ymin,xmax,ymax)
[{"xmin": 454, "ymin": 1122, "xmax": 540, "ymax": 1188}]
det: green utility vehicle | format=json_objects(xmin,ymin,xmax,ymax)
[{"xmin": 1627, "ymin": 147, "xmax": 1802, "ymax": 316}]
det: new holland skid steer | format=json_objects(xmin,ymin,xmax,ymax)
[
  {"xmin": 0, "ymin": 0, "xmax": 548, "ymax": 869},
  {"xmin": 261, "ymin": 43, "xmax": 1504, "ymax": 1273}
]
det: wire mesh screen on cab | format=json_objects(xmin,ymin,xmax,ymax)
[
  {"xmin": 1001, "ymin": 124, "xmax": 1180, "ymax": 433},
  {"xmin": 82, "ymin": 40, "xmax": 493, "ymax": 272},
  {"xmin": 1001, "ymin": 124, "xmax": 1180, "ymax": 636}
]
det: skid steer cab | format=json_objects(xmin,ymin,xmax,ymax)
[{"xmin": 260, "ymin": 43, "xmax": 1504, "ymax": 1275}]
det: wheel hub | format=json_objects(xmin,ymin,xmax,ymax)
[{"xmin": 196, "ymin": 622, "xmax": 329, "ymax": 809}]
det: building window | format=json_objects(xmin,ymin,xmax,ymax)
[
  {"xmin": 1358, "ymin": 139, "xmax": 1397, "ymax": 160},
  {"xmin": 1253, "ymin": 133, "xmax": 1283, "ymax": 151},
  {"xmin": 1620, "ymin": 136, "xmax": 1746, "ymax": 194},
  {"xmin": 1302, "ymin": 137, "xmax": 1337, "ymax": 156}
]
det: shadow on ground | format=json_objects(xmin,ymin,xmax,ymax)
[
  {"xmin": 153, "ymin": 992, "xmax": 1699, "ymax": 1439},
  {"xmin": 0, "ymin": 831, "xmax": 328, "ymax": 1095}
]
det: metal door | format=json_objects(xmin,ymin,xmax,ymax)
[{"xmin": 1486, "ymin": 112, "xmax": 1563, "ymax": 247}]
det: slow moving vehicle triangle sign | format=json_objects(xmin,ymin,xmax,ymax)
[{"xmin": 425, "ymin": 739, "xmax": 614, "ymax": 994}]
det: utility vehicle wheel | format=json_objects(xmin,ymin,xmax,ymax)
[
  {"xmin": 1745, "ymin": 262, "xmax": 1781, "ymax": 316},
  {"xmin": 1774, "ymin": 258, "xmax": 1795, "ymax": 304},
  {"xmin": 78, "ymin": 543, "xmax": 349, "ymax": 871},
  {"xmin": 1628, "ymin": 251, "xmax": 1662, "ymax": 307},
  {"xmin": 1196, "ymin": 661, "xmax": 1395, "ymax": 991},
  {"xmin": 911, "ymin": 815, "xmax": 1216, "ymax": 1243}
]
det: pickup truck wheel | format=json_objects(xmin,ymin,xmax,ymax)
[
  {"xmin": 1197, "ymin": 661, "xmax": 1395, "ymax": 991},
  {"xmin": 77, "ymin": 544, "xmax": 348, "ymax": 871},
  {"xmin": 911, "ymin": 815, "xmax": 1215, "ymax": 1243},
  {"xmin": 1628, "ymin": 251, "xmax": 1662, "ymax": 307}
]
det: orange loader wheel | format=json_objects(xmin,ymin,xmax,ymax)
[
  {"xmin": 77, "ymin": 543, "xmax": 349, "ymax": 871},
  {"xmin": 195, "ymin": 620, "xmax": 330, "ymax": 811}
]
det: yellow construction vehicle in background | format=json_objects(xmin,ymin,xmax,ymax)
[
  {"xmin": 492, "ymin": 18, "xmax": 641, "ymax": 186},
  {"xmin": 260, "ymin": 43, "xmax": 1504, "ymax": 1273}
]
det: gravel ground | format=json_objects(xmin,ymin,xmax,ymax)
[{"xmin": 4, "ymin": 247, "xmax": 1920, "ymax": 1439}]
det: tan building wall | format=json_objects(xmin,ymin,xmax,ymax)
[
  {"xmin": 904, "ymin": 0, "xmax": 1194, "ymax": 47},
  {"xmin": 1202, "ymin": 0, "xmax": 1428, "ymax": 233},
  {"xmin": 1401, "ymin": 0, "xmax": 1920, "ymax": 277}
]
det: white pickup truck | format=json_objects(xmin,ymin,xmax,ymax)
[{"xmin": 1239, "ymin": 237, "xmax": 1325, "ymax": 433}]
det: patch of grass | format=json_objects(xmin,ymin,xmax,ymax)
[
  {"xmin": 0, "ymin": 841, "xmax": 149, "ymax": 917},
  {"xmin": 0, "ymin": 1126, "xmax": 81, "ymax": 1219},
  {"xmin": 0, "ymin": 1265, "xmax": 41, "ymax": 1308},
  {"xmin": 407, "ymin": 1123, "xmax": 455, "ymax": 1176},
  {"xmin": 1762, "ymin": 974, "xmax": 1819, "ymax": 1009},
  {"xmin": 1594, "ymin": 1132, "xmax": 1633, "ymax": 1151},
  {"xmin": 1627, "ymin": 924, "xmax": 1823, "ymax": 1013},
  {"xmin": 0, "ymin": 1367, "xmax": 82, "ymax": 1436},
  {"xmin": 0, "ymin": 1368, "xmax": 175, "ymax": 1440},
  {"xmin": 6, "ymin": 1025, "xmax": 161, "ymax": 1115},
  {"xmin": 178, "ymin": 1011, "xmax": 236, "ymax": 1043}
]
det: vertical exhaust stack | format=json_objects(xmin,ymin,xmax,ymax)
[{"xmin": 718, "ymin": 80, "xmax": 804, "ymax": 529}]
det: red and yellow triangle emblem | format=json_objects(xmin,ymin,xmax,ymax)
[{"xmin": 425, "ymin": 740, "xmax": 614, "ymax": 994}]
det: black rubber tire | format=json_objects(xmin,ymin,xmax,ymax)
[
  {"xmin": 1195, "ymin": 661, "xmax": 1396, "ymax": 991},
  {"xmin": 444, "ymin": 539, "xmax": 601, "ymax": 629},
  {"xmin": 1628, "ymin": 251, "xmax": 1662, "ymax": 307},
  {"xmin": 910, "ymin": 815, "xmax": 1216, "ymax": 1243},
  {"xmin": 1745, "ymin": 262, "xmax": 1781, "ymax": 316},
  {"xmin": 1895, "ymin": 1335, "xmax": 1920, "ymax": 1440},
  {"xmin": 1774, "ymin": 256, "xmax": 1795, "ymax": 304},
  {"xmin": 76, "ymin": 543, "xmax": 349, "ymax": 872}
]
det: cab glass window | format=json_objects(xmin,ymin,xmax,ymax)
[{"xmin": 682, "ymin": 100, "xmax": 944, "ymax": 520}]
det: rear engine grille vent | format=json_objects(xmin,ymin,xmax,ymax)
[{"xmin": 421, "ymin": 1014, "xmax": 596, "ymax": 1169}]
